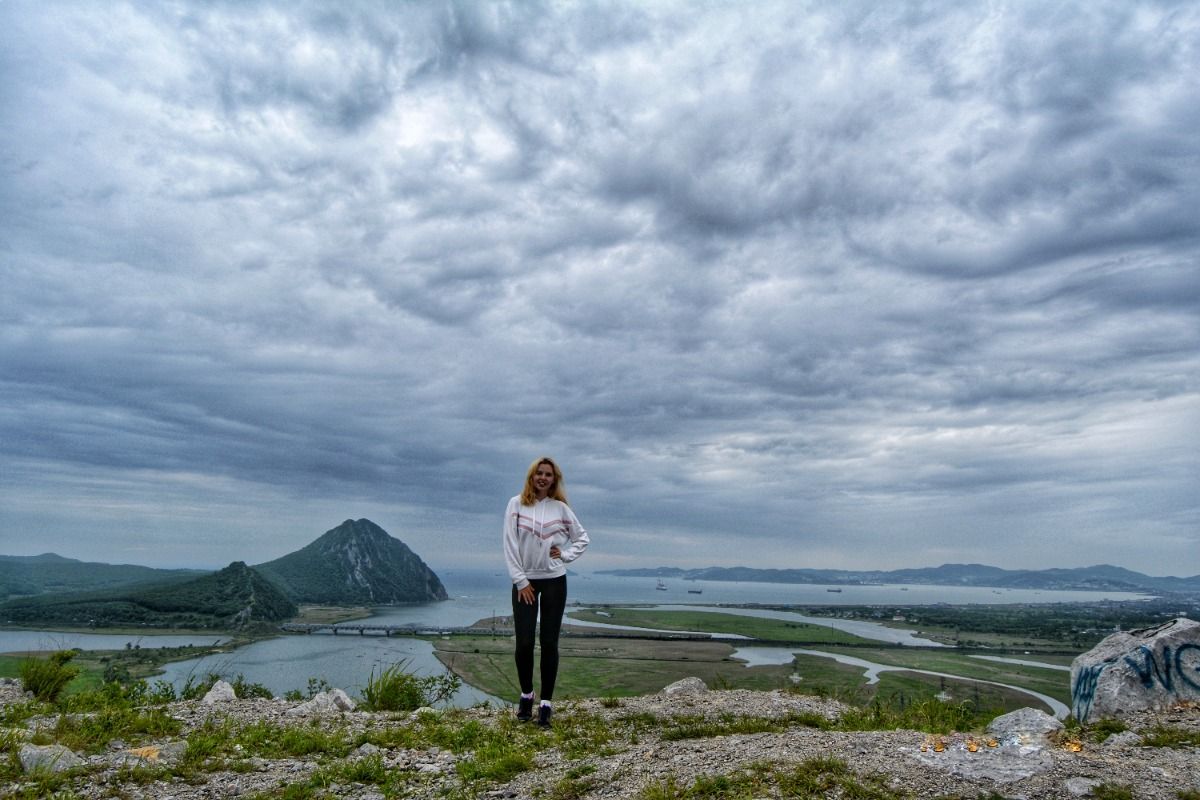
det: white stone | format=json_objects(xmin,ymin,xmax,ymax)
[
  {"xmin": 19, "ymin": 743, "xmax": 84, "ymax": 773},
  {"xmin": 1070, "ymin": 618, "xmax": 1200, "ymax": 722},
  {"xmin": 285, "ymin": 688, "xmax": 357, "ymax": 716},
  {"xmin": 661, "ymin": 677, "xmax": 708, "ymax": 696},
  {"xmin": 986, "ymin": 707, "xmax": 1064, "ymax": 744},
  {"xmin": 202, "ymin": 680, "xmax": 238, "ymax": 704}
]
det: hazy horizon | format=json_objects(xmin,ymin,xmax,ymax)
[
  {"xmin": 2, "ymin": 2, "xmax": 1197, "ymax": 576},
  {"xmin": 5, "ymin": 539, "xmax": 1196, "ymax": 581}
]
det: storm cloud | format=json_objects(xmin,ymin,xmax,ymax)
[{"xmin": 1, "ymin": 0, "xmax": 1197, "ymax": 575}]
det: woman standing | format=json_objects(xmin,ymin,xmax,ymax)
[{"xmin": 503, "ymin": 457, "xmax": 590, "ymax": 728}]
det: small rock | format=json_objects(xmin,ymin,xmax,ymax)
[
  {"xmin": 661, "ymin": 677, "xmax": 708, "ymax": 696},
  {"xmin": 1100, "ymin": 731, "xmax": 1141, "ymax": 748},
  {"xmin": 353, "ymin": 742, "xmax": 382, "ymax": 758},
  {"xmin": 0, "ymin": 726, "xmax": 29, "ymax": 743},
  {"xmin": 1064, "ymin": 776, "xmax": 1102, "ymax": 796},
  {"xmin": 19, "ymin": 743, "xmax": 85, "ymax": 773},
  {"xmin": 202, "ymin": 680, "xmax": 237, "ymax": 704},
  {"xmin": 285, "ymin": 688, "xmax": 357, "ymax": 716}
]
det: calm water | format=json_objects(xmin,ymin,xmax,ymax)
[
  {"xmin": 0, "ymin": 631, "xmax": 227, "ymax": 652},
  {"xmin": 5, "ymin": 569, "xmax": 1150, "ymax": 708}
]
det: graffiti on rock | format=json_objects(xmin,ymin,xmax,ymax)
[
  {"xmin": 1071, "ymin": 643, "xmax": 1200, "ymax": 720},
  {"xmin": 1123, "ymin": 643, "xmax": 1200, "ymax": 693},
  {"xmin": 1071, "ymin": 661, "xmax": 1109, "ymax": 721}
]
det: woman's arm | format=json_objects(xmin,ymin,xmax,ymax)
[
  {"xmin": 502, "ymin": 498, "xmax": 530, "ymax": 590},
  {"xmin": 557, "ymin": 503, "xmax": 589, "ymax": 563}
]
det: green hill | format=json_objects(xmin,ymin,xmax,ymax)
[
  {"xmin": 0, "ymin": 553, "xmax": 202, "ymax": 600},
  {"xmin": 255, "ymin": 519, "xmax": 448, "ymax": 604},
  {"xmin": 0, "ymin": 561, "xmax": 296, "ymax": 630}
]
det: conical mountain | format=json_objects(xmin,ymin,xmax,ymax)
[{"xmin": 255, "ymin": 519, "xmax": 448, "ymax": 604}]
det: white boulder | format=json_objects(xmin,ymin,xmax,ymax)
[
  {"xmin": 1070, "ymin": 618, "xmax": 1200, "ymax": 722},
  {"xmin": 201, "ymin": 680, "xmax": 238, "ymax": 704}
]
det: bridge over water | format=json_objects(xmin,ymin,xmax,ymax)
[{"xmin": 279, "ymin": 623, "xmax": 714, "ymax": 641}]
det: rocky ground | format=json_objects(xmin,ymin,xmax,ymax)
[{"xmin": 5, "ymin": 677, "xmax": 1199, "ymax": 799}]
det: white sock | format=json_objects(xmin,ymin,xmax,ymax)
[
  {"xmin": 540, "ymin": 700, "xmax": 551, "ymax": 708},
  {"xmin": 521, "ymin": 692, "xmax": 534, "ymax": 700}
]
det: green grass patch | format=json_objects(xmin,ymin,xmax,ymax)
[
  {"xmin": 568, "ymin": 609, "xmax": 877, "ymax": 644},
  {"xmin": 659, "ymin": 710, "xmax": 830, "ymax": 741},
  {"xmin": 1139, "ymin": 724, "xmax": 1200, "ymax": 748},
  {"xmin": 435, "ymin": 635, "xmax": 795, "ymax": 700},
  {"xmin": 638, "ymin": 756, "xmax": 905, "ymax": 799},
  {"xmin": 50, "ymin": 705, "xmax": 181, "ymax": 753},
  {"xmin": 836, "ymin": 694, "xmax": 997, "ymax": 734},
  {"xmin": 1085, "ymin": 717, "xmax": 1129, "ymax": 743}
]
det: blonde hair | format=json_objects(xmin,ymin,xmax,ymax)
[{"xmin": 520, "ymin": 456, "xmax": 569, "ymax": 506}]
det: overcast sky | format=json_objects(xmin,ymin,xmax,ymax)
[{"xmin": 1, "ymin": 1, "xmax": 1197, "ymax": 577}]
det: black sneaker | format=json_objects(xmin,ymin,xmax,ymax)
[
  {"xmin": 516, "ymin": 696, "xmax": 534, "ymax": 722},
  {"xmin": 536, "ymin": 704, "xmax": 552, "ymax": 729}
]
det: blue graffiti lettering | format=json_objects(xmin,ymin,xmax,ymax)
[
  {"xmin": 1124, "ymin": 645, "xmax": 1173, "ymax": 691},
  {"xmin": 1071, "ymin": 662, "xmax": 1107, "ymax": 721},
  {"xmin": 1176, "ymin": 643, "xmax": 1200, "ymax": 692}
]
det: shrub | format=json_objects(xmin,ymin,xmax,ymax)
[
  {"xmin": 61, "ymin": 678, "xmax": 177, "ymax": 712},
  {"xmin": 19, "ymin": 650, "xmax": 80, "ymax": 704},
  {"xmin": 359, "ymin": 662, "xmax": 461, "ymax": 712},
  {"xmin": 836, "ymin": 697, "xmax": 997, "ymax": 733}
]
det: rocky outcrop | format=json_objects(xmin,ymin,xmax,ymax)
[{"xmin": 1070, "ymin": 617, "xmax": 1200, "ymax": 722}]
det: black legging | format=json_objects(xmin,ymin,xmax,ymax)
[{"xmin": 512, "ymin": 575, "xmax": 567, "ymax": 700}]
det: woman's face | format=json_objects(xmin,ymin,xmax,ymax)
[{"xmin": 532, "ymin": 462, "xmax": 556, "ymax": 498}]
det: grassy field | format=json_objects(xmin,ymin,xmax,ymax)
[
  {"xmin": 0, "ymin": 640, "xmax": 245, "ymax": 697},
  {"xmin": 432, "ymin": 630, "xmax": 1068, "ymax": 716},
  {"xmin": 799, "ymin": 645, "xmax": 1071, "ymax": 704},
  {"xmin": 433, "ymin": 635, "xmax": 795, "ymax": 700},
  {"xmin": 566, "ymin": 608, "xmax": 878, "ymax": 644},
  {"xmin": 872, "ymin": 619, "xmax": 1076, "ymax": 650}
]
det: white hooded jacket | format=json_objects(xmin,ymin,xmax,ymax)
[{"xmin": 503, "ymin": 496, "xmax": 589, "ymax": 590}]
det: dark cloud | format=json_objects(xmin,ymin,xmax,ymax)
[{"xmin": 0, "ymin": 1, "xmax": 1196, "ymax": 575}]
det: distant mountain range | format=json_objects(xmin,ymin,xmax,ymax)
[
  {"xmin": 0, "ymin": 553, "xmax": 203, "ymax": 600},
  {"xmin": 0, "ymin": 561, "xmax": 296, "ymax": 630},
  {"xmin": 0, "ymin": 519, "xmax": 447, "ymax": 628},
  {"xmin": 598, "ymin": 563, "xmax": 1200, "ymax": 594}
]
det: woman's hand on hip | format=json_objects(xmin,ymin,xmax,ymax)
[
  {"xmin": 549, "ymin": 545, "xmax": 561, "ymax": 559},
  {"xmin": 517, "ymin": 585, "xmax": 535, "ymax": 604}
]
